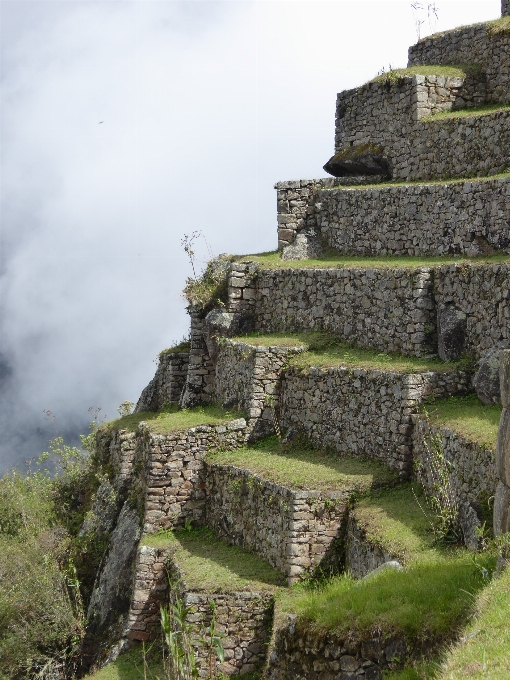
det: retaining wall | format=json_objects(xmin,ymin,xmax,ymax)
[
  {"xmin": 135, "ymin": 352, "xmax": 189, "ymax": 413},
  {"xmin": 279, "ymin": 366, "xmax": 471, "ymax": 475},
  {"xmin": 408, "ymin": 22, "xmax": 510, "ymax": 105},
  {"xmin": 204, "ymin": 463, "xmax": 348, "ymax": 583},
  {"xmin": 345, "ymin": 516, "xmax": 395, "ymax": 579},
  {"xmin": 504, "ymin": 0, "xmax": 510, "ymax": 17},
  {"xmin": 253, "ymin": 267, "xmax": 436, "ymax": 357},
  {"xmin": 95, "ymin": 428, "xmax": 137, "ymax": 482},
  {"xmin": 266, "ymin": 619, "xmax": 408, "ymax": 680},
  {"xmin": 412, "ymin": 416, "xmax": 497, "ymax": 509},
  {"xmin": 137, "ymin": 419, "xmax": 248, "ymax": 534}
]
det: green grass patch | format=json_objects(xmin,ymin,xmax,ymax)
[
  {"xmin": 438, "ymin": 567, "xmax": 510, "ymax": 679},
  {"xmin": 371, "ymin": 64, "xmax": 468, "ymax": 85},
  {"xmin": 487, "ymin": 16, "xmax": 510, "ymax": 37},
  {"xmin": 231, "ymin": 331, "xmax": 472, "ymax": 374},
  {"xmin": 352, "ymin": 485, "xmax": 442, "ymax": 564},
  {"xmin": 423, "ymin": 103, "xmax": 510, "ymax": 122},
  {"xmin": 237, "ymin": 250, "xmax": 510, "ymax": 271},
  {"xmin": 84, "ymin": 645, "xmax": 165, "ymax": 679},
  {"xmin": 104, "ymin": 404, "xmax": 244, "ymax": 434},
  {"xmin": 278, "ymin": 552, "xmax": 495, "ymax": 646},
  {"xmin": 422, "ymin": 395, "xmax": 501, "ymax": 449},
  {"xmin": 206, "ymin": 436, "xmax": 398, "ymax": 493},
  {"xmin": 142, "ymin": 526, "xmax": 286, "ymax": 592},
  {"xmin": 158, "ymin": 339, "xmax": 190, "ymax": 357}
]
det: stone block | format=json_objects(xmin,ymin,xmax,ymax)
[
  {"xmin": 493, "ymin": 481, "xmax": 510, "ymax": 536},
  {"xmin": 500, "ymin": 350, "xmax": 510, "ymax": 408},
  {"xmin": 496, "ymin": 408, "xmax": 510, "ymax": 487}
]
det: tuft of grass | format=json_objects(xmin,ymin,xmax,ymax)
[
  {"xmin": 278, "ymin": 552, "xmax": 495, "ymax": 645},
  {"xmin": 487, "ymin": 16, "xmax": 510, "ymax": 36},
  {"xmin": 422, "ymin": 395, "xmax": 501, "ymax": 449},
  {"xmin": 104, "ymin": 404, "xmax": 244, "ymax": 434},
  {"xmin": 437, "ymin": 566, "xmax": 510, "ymax": 679},
  {"xmin": 351, "ymin": 484, "xmax": 441, "ymax": 564},
  {"xmin": 423, "ymin": 103, "xmax": 510, "ymax": 122},
  {"xmin": 230, "ymin": 332, "xmax": 472, "ymax": 374},
  {"xmin": 206, "ymin": 436, "xmax": 398, "ymax": 493},
  {"xmin": 158, "ymin": 340, "xmax": 190, "ymax": 357},
  {"xmin": 237, "ymin": 251, "xmax": 510, "ymax": 272},
  {"xmin": 142, "ymin": 526, "xmax": 286, "ymax": 592}
]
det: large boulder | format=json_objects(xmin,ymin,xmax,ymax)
[
  {"xmin": 473, "ymin": 348, "xmax": 503, "ymax": 404},
  {"xmin": 324, "ymin": 144, "xmax": 390, "ymax": 177},
  {"xmin": 281, "ymin": 230, "xmax": 323, "ymax": 261},
  {"xmin": 437, "ymin": 304, "xmax": 467, "ymax": 361}
]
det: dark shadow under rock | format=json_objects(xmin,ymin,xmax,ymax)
[{"xmin": 324, "ymin": 144, "xmax": 391, "ymax": 178}]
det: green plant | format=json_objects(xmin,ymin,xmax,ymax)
[
  {"xmin": 161, "ymin": 599, "xmax": 200, "ymax": 680},
  {"xmin": 117, "ymin": 401, "xmax": 135, "ymax": 417}
]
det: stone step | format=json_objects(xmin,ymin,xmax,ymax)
[
  {"xmin": 276, "ymin": 175, "xmax": 510, "ymax": 257},
  {"xmin": 204, "ymin": 439, "xmax": 398, "ymax": 584},
  {"xmin": 131, "ymin": 528, "xmax": 285, "ymax": 677}
]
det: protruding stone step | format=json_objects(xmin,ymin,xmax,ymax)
[
  {"xmin": 205, "ymin": 439, "xmax": 397, "ymax": 583},
  {"xmin": 140, "ymin": 528, "xmax": 285, "ymax": 677}
]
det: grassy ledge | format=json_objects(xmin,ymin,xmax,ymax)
[
  {"xmin": 237, "ymin": 250, "xmax": 510, "ymax": 271},
  {"xmin": 84, "ymin": 646, "xmax": 165, "ymax": 680},
  {"xmin": 422, "ymin": 395, "xmax": 501, "ymax": 449},
  {"xmin": 231, "ymin": 331, "xmax": 472, "ymax": 374},
  {"xmin": 142, "ymin": 527, "xmax": 286, "ymax": 592},
  {"xmin": 104, "ymin": 404, "xmax": 244, "ymax": 434},
  {"xmin": 206, "ymin": 436, "xmax": 398, "ymax": 493},
  {"xmin": 423, "ymin": 103, "xmax": 510, "ymax": 122},
  {"xmin": 371, "ymin": 64, "xmax": 468, "ymax": 85}
]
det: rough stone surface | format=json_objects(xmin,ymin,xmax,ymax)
[
  {"xmin": 458, "ymin": 501, "xmax": 484, "ymax": 551},
  {"xmin": 281, "ymin": 231, "xmax": 323, "ymax": 261},
  {"xmin": 135, "ymin": 352, "xmax": 189, "ymax": 412},
  {"xmin": 413, "ymin": 416, "xmax": 497, "ymax": 512},
  {"xmin": 323, "ymin": 149, "xmax": 390, "ymax": 177},
  {"xmin": 345, "ymin": 516, "xmax": 395, "ymax": 578},
  {"xmin": 499, "ymin": 350, "xmax": 510, "ymax": 408},
  {"xmin": 266, "ymin": 619, "xmax": 408, "ymax": 680},
  {"xmin": 180, "ymin": 311, "xmax": 216, "ymax": 409},
  {"xmin": 496, "ymin": 408, "xmax": 510, "ymax": 487},
  {"xmin": 493, "ymin": 481, "xmax": 510, "ymax": 536},
  {"xmin": 504, "ymin": 0, "xmax": 510, "ymax": 17},
  {"xmin": 95, "ymin": 429, "xmax": 137, "ymax": 483},
  {"xmin": 437, "ymin": 304, "xmax": 467, "ymax": 362},
  {"xmin": 204, "ymin": 462, "xmax": 349, "ymax": 583},
  {"xmin": 79, "ymin": 479, "xmax": 120, "ymax": 537},
  {"xmin": 408, "ymin": 22, "xmax": 510, "ymax": 106},
  {"xmin": 279, "ymin": 365, "xmax": 470, "ymax": 475},
  {"xmin": 473, "ymin": 348, "xmax": 504, "ymax": 404},
  {"xmin": 137, "ymin": 420, "xmax": 248, "ymax": 534}
]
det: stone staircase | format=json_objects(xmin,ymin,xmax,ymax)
[{"xmin": 85, "ymin": 3, "xmax": 510, "ymax": 677}]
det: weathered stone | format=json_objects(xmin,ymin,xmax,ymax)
[
  {"xmin": 500, "ymin": 350, "xmax": 510, "ymax": 409},
  {"xmin": 473, "ymin": 348, "xmax": 503, "ymax": 405},
  {"xmin": 324, "ymin": 145, "xmax": 390, "ymax": 178},
  {"xmin": 493, "ymin": 481, "xmax": 510, "ymax": 536},
  {"xmin": 135, "ymin": 352, "xmax": 189, "ymax": 412},
  {"xmin": 281, "ymin": 231, "xmax": 323, "ymax": 261},
  {"xmin": 437, "ymin": 304, "xmax": 466, "ymax": 361},
  {"xmin": 79, "ymin": 479, "xmax": 119, "ymax": 537},
  {"xmin": 496, "ymin": 408, "xmax": 510, "ymax": 487},
  {"xmin": 458, "ymin": 501, "xmax": 483, "ymax": 551}
]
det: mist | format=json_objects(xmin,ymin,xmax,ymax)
[{"xmin": 0, "ymin": 0, "xmax": 500, "ymax": 472}]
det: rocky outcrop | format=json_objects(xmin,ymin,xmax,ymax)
[
  {"xmin": 135, "ymin": 351, "xmax": 189, "ymax": 412},
  {"xmin": 324, "ymin": 144, "xmax": 390, "ymax": 178},
  {"xmin": 437, "ymin": 304, "xmax": 467, "ymax": 362},
  {"xmin": 473, "ymin": 348, "xmax": 503, "ymax": 404}
]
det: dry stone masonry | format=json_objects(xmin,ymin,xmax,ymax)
[{"xmin": 135, "ymin": 352, "xmax": 189, "ymax": 413}]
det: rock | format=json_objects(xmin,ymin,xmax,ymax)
[
  {"xmin": 135, "ymin": 351, "xmax": 189, "ymax": 412},
  {"xmin": 203, "ymin": 309, "xmax": 238, "ymax": 362},
  {"xmin": 364, "ymin": 560, "xmax": 403, "ymax": 579},
  {"xmin": 281, "ymin": 230, "xmax": 323, "ymax": 261},
  {"xmin": 458, "ymin": 501, "xmax": 483, "ymax": 551},
  {"xmin": 79, "ymin": 480, "xmax": 119, "ymax": 537},
  {"xmin": 323, "ymin": 144, "xmax": 390, "ymax": 178},
  {"xmin": 500, "ymin": 350, "xmax": 510, "ymax": 409},
  {"xmin": 473, "ymin": 348, "xmax": 503, "ymax": 404},
  {"xmin": 493, "ymin": 481, "xmax": 510, "ymax": 537},
  {"xmin": 496, "ymin": 408, "xmax": 510, "ymax": 486},
  {"xmin": 437, "ymin": 304, "xmax": 467, "ymax": 361}
]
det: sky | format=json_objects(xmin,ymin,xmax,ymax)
[{"xmin": 0, "ymin": 0, "xmax": 501, "ymax": 472}]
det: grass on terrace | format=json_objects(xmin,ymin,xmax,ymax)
[
  {"xmin": 237, "ymin": 249, "xmax": 510, "ymax": 271},
  {"xmin": 104, "ymin": 404, "xmax": 244, "ymax": 434},
  {"xmin": 84, "ymin": 645, "xmax": 165, "ymax": 679},
  {"xmin": 371, "ymin": 64, "xmax": 468, "ymax": 84},
  {"xmin": 422, "ymin": 395, "xmax": 501, "ymax": 449},
  {"xmin": 206, "ymin": 435, "xmax": 398, "ymax": 493},
  {"xmin": 230, "ymin": 331, "xmax": 472, "ymax": 374},
  {"xmin": 142, "ymin": 526, "xmax": 286, "ymax": 592},
  {"xmin": 437, "ymin": 567, "xmax": 510, "ymax": 679},
  {"xmin": 424, "ymin": 102, "xmax": 510, "ymax": 122}
]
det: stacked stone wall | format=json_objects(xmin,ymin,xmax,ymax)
[
  {"xmin": 413, "ymin": 416, "xmax": 497, "ymax": 509},
  {"xmin": 494, "ymin": 351, "xmax": 510, "ymax": 535},
  {"xmin": 334, "ymin": 76, "xmax": 510, "ymax": 181},
  {"xmin": 279, "ymin": 366, "xmax": 471, "ymax": 475},
  {"xmin": 135, "ymin": 352, "xmax": 189, "ymax": 413},
  {"xmin": 214, "ymin": 340, "xmax": 304, "ymax": 437},
  {"xmin": 408, "ymin": 22, "xmax": 510, "ymax": 105},
  {"xmin": 267, "ymin": 619, "xmax": 408, "ymax": 680},
  {"xmin": 204, "ymin": 463, "xmax": 348, "ymax": 583},
  {"xmin": 504, "ymin": 0, "xmax": 510, "ymax": 17},
  {"xmin": 254, "ymin": 267, "xmax": 436, "ymax": 357},
  {"xmin": 180, "ymin": 312, "xmax": 215, "ymax": 408},
  {"xmin": 434, "ymin": 263, "xmax": 510, "ymax": 358},
  {"xmin": 95, "ymin": 429, "xmax": 137, "ymax": 482},
  {"xmin": 345, "ymin": 516, "xmax": 395, "ymax": 579},
  {"xmin": 316, "ymin": 177, "xmax": 510, "ymax": 257},
  {"xmin": 137, "ymin": 419, "xmax": 248, "ymax": 534}
]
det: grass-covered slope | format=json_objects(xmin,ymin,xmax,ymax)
[{"xmin": 104, "ymin": 404, "xmax": 244, "ymax": 434}]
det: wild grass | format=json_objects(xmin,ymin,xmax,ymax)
[
  {"xmin": 486, "ymin": 16, "xmax": 510, "ymax": 36},
  {"xmin": 105, "ymin": 404, "xmax": 244, "ymax": 434},
  {"xmin": 142, "ymin": 526, "xmax": 286, "ymax": 592},
  {"xmin": 423, "ymin": 103, "xmax": 510, "ymax": 122},
  {"xmin": 231, "ymin": 331, "xmax": 472, "ymax": 374},
  {"xmin": 371, "ymin": 65, "xmax": 468, "ymax": 85},
  {"xmin": 422, "ymin": 395, "xmax": 501, "ymax": 449},
  {"xmin": 159, "ymin": 339, "xmax": 190, "ymax": 357},
  {"xmin": 437, "ymin": 567, "xmax": 510, "ymax": 679},
  {"xmin": 83, "ymin": 645, "xmax": 165, "ymax": 679},
  {"xmin": 237, "ymin": 250, "xmax": 510, "ymax": 271},
  {"xmin": 277, "ymin": 552, "xmax": 494, "ymax": 646},
  {"xmin": 206, "ymin": 436, "xmax": 397, "ymax": 493}
]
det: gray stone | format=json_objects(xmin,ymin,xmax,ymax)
[
  {"xmin": 458, "ymin": 501, "xmax": 483, "ymax": 551},
  {"xmin": 281, "ymin": 230, "xmax": 323, "ymax": 261},
  {"xmin": 203, "ymin": 309, "xmax": 238, "ymax": 361},
  {"xmin": 437, "ymin": 304, "xmax": 466, "ymax": 361},
  {"xmin": 135, "ymin": 351, "xmax": 189, "ymax": 412},
  {"xmin": 496, "ymin": 408, "xmax": 510, "ymax": 487},
  {"xmin": 79, "ymin": 480, "xmax": 119, "ymax": 537},
  {"xmin": 323, "ymin": 147, "xmax": 390, "ymax": 178},
  {"xmin": 385, "ymin": 639, "xmax": 407, "ymax": 663},
  {"xmin": 504, "ymin": 0, "xmax": 510, "ymax": 17},
  {"xmin": 364, "ymin": 561, "xmax": 403, "ymax": 579},
  {"xmin": 493, "ymin": 481, "xmax": 510, "ymax": 537},
  {"xmin": 500, "ymin": 350, "xmax": 510, "ymax": 409},
  {"xmin": 473, "ymin": 348, "xmax": 503, "ymax": 405}
]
